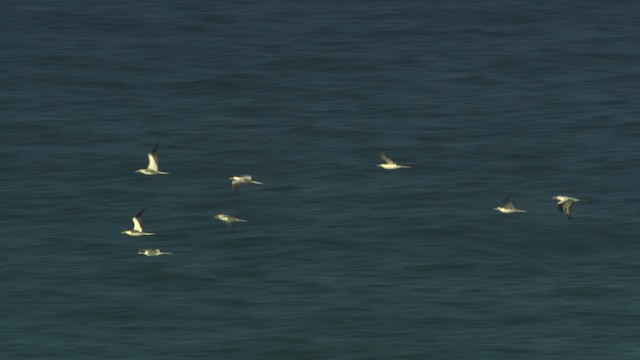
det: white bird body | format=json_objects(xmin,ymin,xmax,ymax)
[
  {"xmin": 229, "ymin": 175, "xmax": 262, "ymax": 191},
  {"xmin": 378, "ymin": 163, "xmax": 411, "ymax": 170},
  {"xmin": 215, "ymin": 213, "xmax": 248, "ymax": 227},
  {"xmin": 494, "ymin": 207, "xmax": 528, "ymax": 214},
  {"xmin": 377, "ymin": 152, "xmax": 411, "ymax": 170},
  {"xmin": 138, "ymin": 249, "xmax": 172, "ymax": 256},
  {"xmin": 494, "ymin": 194, "xmax": 527, "ymax": 214},
  {"xmin": 136, "ymin": 143, "xmax": 169, "ymax": 175},
  {"xmin": 122, "ymin": 209, "xmax": 155, "ymax": 236},
  {"xmin": 553, "ymin": 195, "xmax": 580, "ymax": 204}
]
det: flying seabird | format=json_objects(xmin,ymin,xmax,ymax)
[
  {"xmin": 229, "ymin": 175, "xmax": 262, "ymax": 191},
  {"xmin": 138, "ymin": 249, "xmax": 172, "ymax": 256},
  {"xmin": 121, "ymin": 208, "xmax": 155, "ymax": 236},
  {"xmin": 553, "ymin": 195, "xmax": 583, "ymax": 220},
  {"xmin": 136, "ymin": 142, "xmax": 169, "ymax": 175},
  {"xmin": 377, "ymin": 151, "xmax": 411, "ymax": 170},
  {"xmin": 215, "ymin": 214, "xmax": 248, "ymax": 227},
  {"xmin": 494, "ymin": 194, "xmax": 527, "ymax": 213}
]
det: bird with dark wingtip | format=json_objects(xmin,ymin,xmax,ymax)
[
  {"xmin": 553, "ymin": 195, "xmax": 583, "ymax": 219},
  {"xmin": 229, "ymin": 175, "xmax": 262, "ymax": 192},
  {"xmin": 494, "ymin": 194, "xmax": 527, "ymax": 214},
  {"xmin": 215, "ymin": 214, "xmax": 248, "ymax": 227},
  {"xmin": 136, "ymin": 142, "xmax": 170, "ymax": 175},
  {"xmin": 122, "ymin": 209, "xmax": 155, "ymax": 236},
  {"xmin": 138, "ymin": 249, "xmax": 171, "ymax": 256},
  {"xmin": 377, "ymin": 151, "xmax": 411, "ymax": 170}
]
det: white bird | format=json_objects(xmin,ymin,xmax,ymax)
[
  {"xmin": 229, "ymin": 175, "xmax": 262, "ymax": 191},
  {"xmin": 138, "ymin": 249, "xmax": 172, "ymax": 256},
  {"xmin": 121, "ymin": 209, "xmax": 155, "ymax": 236},
  {"xmin": 553, "ymin": 195, "xmax": 583, "ymax": 220},
  {"xmin": 136, "ymin": 142, "xmax": 169, "ymax": 175},
  {"xmin": 377, "ymin": 151, "xmax": 411, "ymax": 170},
  {"xmin": 215, "ymin": 213, "xmax": 248, "ymax": 227},
  {"xmin": 494, "ymin": 194, "xmax": 527, "ymax": 213}
]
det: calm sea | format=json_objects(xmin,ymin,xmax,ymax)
[{"xmin": 2, "ymin": 1, "xmax": 640, "ymax": 359}]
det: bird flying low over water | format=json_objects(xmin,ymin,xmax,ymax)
[
  {"xmin": 494, "ymin": 194, "xmax": 527, "ymax": 214},
  {"xmin": 136, "ymin": 142, "xmax": 169, "ymax": 175},
  {"xmin": 122, "ymin": 209, "xmax": 155, "ymax": 236},
  {"xmin": 138, "ymin": 249, "xmax": 172, "ymax": 256},
  {"xmin": 215, "ymin": 214, "xmax": 248, "ymax": 227},
  {"xmin": 553, "ymin": 195, "xmax": 583, "ymax": 220},
  {"xmin": 377, "ymin": 151, "xmax": 411, "ymax": 170},
  {"xmin": 229, "ymin": 175, "xmax": 262, "ymax": 191}
]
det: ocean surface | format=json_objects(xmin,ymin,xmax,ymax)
[{"xmin": 2, "ymin": 1, "xmax": 640, "ymax": 358}]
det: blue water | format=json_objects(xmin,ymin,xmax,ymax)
[{"xmin": 2, "ymin": 1, "xmax": 640, "ymax": 358}]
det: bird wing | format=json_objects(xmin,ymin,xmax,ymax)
[
  {"xmin": 147, "ymin": 144, "xmax": 160, "ymax": 171},
  {"xmin": 380, "ymin": 152, "xmax": 395, "ymax": 165},
  {"xmin": 133, "ymin": 209, "xmax": 145, "ymax": 232},
  {"xmin": 150, "ymin": 142, "xmax": 159, "ymax": 156},
  {"xmin": 147, "ymin": 153, "xmax": 159, "ymax": 171},
  {"xmin": 500, "ymin": 194, "xmax": 515, "ymax": 209},
  {"xmin": 562, "ymin": 200, "xmax": 575, "ymax": 219}
]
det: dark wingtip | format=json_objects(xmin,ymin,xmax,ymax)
[{"xmin": 151, "ymin": 142, "xmax": 160, "ymax": 154}]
